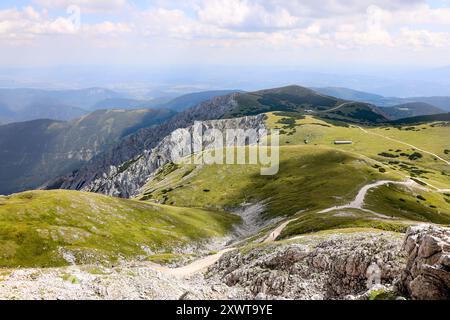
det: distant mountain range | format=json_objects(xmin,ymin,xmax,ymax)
[
  {"xmin": 314, "ymin": 87, "xmax": 450, "ymax": 111},
  {"xmin": 227, "ymin": 85, "xmax": 388, "ymax": 123},
  {"xmin": 0, "ymin": 108, "xmax": 175, "ymax": 195},
  {"xmin": 92, "ymin": 98, "xmax": 148, "ymax": 110},
  {"xmin": 2, "ymin": 85, "xmax": 448, "ymax": 125},
  {"xmin": 405, "ymin": 97, "xmax": 450, "ymax": 111},
  {"xmin": 50, "ymin": 84, "xmax": 450, "ymax": 199},
  {"xmin": 49, "ymin": 85, "xmax": 393, "ymax": 197},
  {"xmin": 2, "ymin": 84, "xmax": 449, "ymax": 196},
  {"xmin": 313, "ymin": 87, "xmax": 389, "ymax": 105},
  {"xmin": 90, "ymin": 90, "xmax": 239, "ymax": 112},
  {"xmin": 153, "ymin": 90, "xmax": 240, "ymax": 112},
  {"xmin": 0, "ymin": 88, "xmax": 240, "ymax": 124},
  {"xmin": 0, "ymin": 87, "xmax": 121, "ymax": 123},
  {"xmin": 381, "ymin": 102, "xmax": 445, "ymax": 120},
  {"xmin": 314, "ymin": 86, "xmax": 450, "ymax": 121}
]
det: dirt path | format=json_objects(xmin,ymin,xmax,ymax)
[
  {"xmin": 263, "ymin": 179, "xmax": 421, "ymax": 241},
  {"xmin": 148, "ymin": 248, "xmax": 236, "ymax": 278},
  {"xmin": 263, "ymin": 180, "xmax": 413, "ymax": 244},
  {"xmin": 145, "ymin": 218, "xmax": 300, "ymax": 278},
  {"xmin": 318, "ymin": 102, "xmax": 354, "ymax": 113},
  {"xmin": 356, "ymin": 126, "xmax": 450, "ymax": 166},
  {"xmin": 144, "ymin": 218, "xmax": 301, "ymax": 278},
  {"xmin": 409, "ymin": 177, "xmax": 450, "ymax": 193},
  {"xmin": 263, "ymin": 219, "xmax": 297, "ymax": 243},
  {"xmin": 136, "ymin": 175, "xmax": 433, "ymax": 278},
  {"xmin": 142, "ymin": 175, "xmax": 432, "ymax": 277},
  {"xmin": 319, "ymin": 179, "xmax": 417, "ymax": 216}
]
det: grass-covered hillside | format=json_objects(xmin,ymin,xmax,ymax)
[
  {"xmin": 390, "ymin": 112, "xmax": 450, "ymax": 125},
  {"xmin": 0, "ymin": 190, "xmax": 239, "ymax": 268},
  {"xmin": 139, "ymin": 145, "xmax": 397, "ymax": 218},
  {"xmin": 382, "ymin": 102, "xmax": 445, "ymax": 120},
  {"xmin": 225, "ymin": 85, "xmax": 388, "ymax": 123},
  {"xmin": 1, "ymin": 110, "xmax": 448, "ymax": 270},
  {"xmin": 267, "ymin": 113, "xmax": 450, "ymax": 189},
  {"xmin": 138, "ymin": 112, "xmax": 450, "ymax": 237}
]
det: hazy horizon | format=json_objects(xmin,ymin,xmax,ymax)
[
  {"xmin": 1, "ymin": 1, "xmax": 450, "ymax": 97},
  {"xmin": 2, "ymin": 64, "xmax": 450, "ymax": 98}
]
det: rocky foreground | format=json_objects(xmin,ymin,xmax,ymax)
[{"xmin": 0, "ymin": 225, "xmax": 448, "ymax": 300}]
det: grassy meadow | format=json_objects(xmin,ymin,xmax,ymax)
[
  {"xmin": 138, "ymin": 112, "xmax": 449, "ymax": 236},
  {"xmin": 0, "ymin": 190, "xmax": 239, "ymax": 268}
]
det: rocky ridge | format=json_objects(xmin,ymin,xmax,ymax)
[
  {"xmin": 55, "ymin": 94, "xmax": 241, "ymax": 196},
  {"xmin": 207, "ymin": 231, "xmax": 406, "ymax": 299},
  {"xmin": 61, "ymin": 113, "xmax": 267, "ymax": 198},
  {"xmin": 2, "ymin": 226, "xmax": 449, "ymax": 300},
  {"xmin": 399, "ymin": 225, "xmax": 450, "ymax": 299}
]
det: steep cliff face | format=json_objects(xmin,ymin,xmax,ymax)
[
  {"xmin": 64, "ymin": 114, "xmax": 267, "ymax": 198},
  {"xmin": 50, "ymin": 94, "xmax": 239, "ymax": 194}
]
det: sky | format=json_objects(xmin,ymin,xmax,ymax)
[{"xmin": 1, "ymin": 0, "xmax": 450, "ymax": 70}]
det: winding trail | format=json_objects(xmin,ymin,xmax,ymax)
[
  {"xmin": 356, "ymin": 126, "xmax": 450, "ymax": 166},
  {"xmin": 148, "ymin": 248, "xmax": 236, "ymax": 278},
  {"xmin": 317, "ymin": 102, "xmax": 354, "ymax": 113},
  {"xmin": 144, "ymin": 219, "xmax": 301, "ymax": 278},
  {"xmin": 319, "ymin": 179, "xmax": 417, "ymax": 215},
  {"xmin": 142, "ymin": 178, "xmax": 424, "ymax": 277},
  {"xmin": 409, "ymin": 177, "xmax": 450, "ymax": 193},
  {"xmin": 268, "ymin": 179, "xmax": 419, "ymax": 242},
  {"xmin": 263, "ymin": 219, "xmax": 298, "ymax": 243},
  {"xmin": 144, "ymin": 121, "xmax": 448, "ymax": 278},
  {"xmin": 146, "ymin": 219, "xmax": 298, "ymax": 278}
]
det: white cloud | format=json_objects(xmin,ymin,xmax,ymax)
[
  {"xmin": 2, "ymin": 0, "xmax": 450, "ymax": 66},
  {"xmin": 399, "ymin": 28, "xmax": 450, "ymax": 48},
  {"xmin": 0, "ymin": 6, "xmax": 131, "ymax": 39},
  {"xmin": 0, "ymin": 7, "xmax": 75, "ymax": 37},
  {"xmin": 83, "ymin": 21, "xmax": 131, "ymax": 35},
  {"xmin": 137, "ymin": 8, "xmax": 233, "ymax": 39},
  {"xmin": 195, "ymin": 0, "xmax": 300, "ymax": 30},
  {"xmin": 3, "ymin": 1, "xmax": 450, "ymax": 51},
  {"xmin": 32, "ymin": 0, "xmax": 128, "ymax": 13},
  {"xmin": 130, "ymin": 1, "xmax": 449, "ymax": 51},
  {"xmin": 196, "ymin": 0, "xmax": 251, "ymax": 28}
]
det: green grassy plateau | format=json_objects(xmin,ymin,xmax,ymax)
[
  {"xmin": 0, "ymin": 190, "xmax": 239, "ymax": 268},
  {"xmin": 139, "ymin": 112, "xmax": 449, "ymax": 237},
  {"xmin": 139, "ymin": 145, "xmax": 395, "ymax": 219}
]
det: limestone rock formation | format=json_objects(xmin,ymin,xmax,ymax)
[
  {"xmin": 67, "ymin": 114, "xmax": 266, "ymax": 198},
  {"xmin": 400, "ymin": 225, "xmax": 450, "ymax": 300},
  {"xmin": 55, "ymin": 94, "xmax": 244, "ymax": 197},
  {"xmin": 207, "ymin": 232, "xmax": 406, "ymax": 300},
  {"xmin": 1, "ymin": 226, "xmax": 450, "ymax": 300}
]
